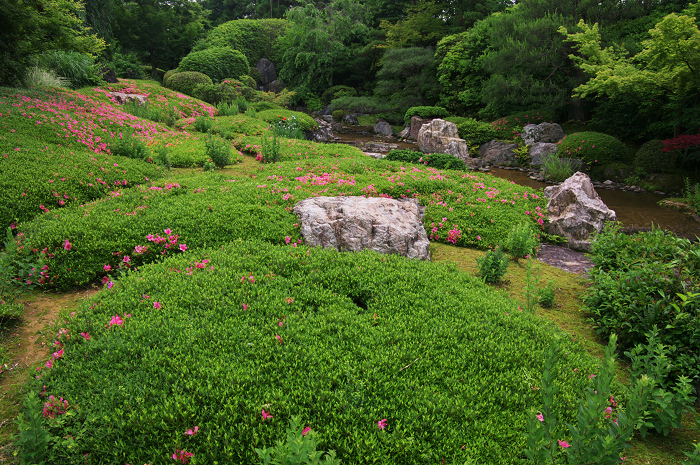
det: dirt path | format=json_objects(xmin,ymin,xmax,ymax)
[{"xmin": 0, "ymin": 289, "xmax": 98, "ymax": 457}]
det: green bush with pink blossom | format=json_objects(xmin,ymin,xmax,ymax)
[{"xmin": 556, "ymin": 132, "xmax": 630, "ymax": 167}]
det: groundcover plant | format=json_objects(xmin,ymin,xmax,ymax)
[{"xmin": 4, "ymin": 80, "xmax": 607, "ymax": 464}]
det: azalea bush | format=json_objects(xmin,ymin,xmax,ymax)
[
  {"xmin": 556, "ymin": 132, "xmax": 629, "ymax": 167},
  {"xmin": 24, "ymin": 240, "xmax": 601, "ymax": 464}
]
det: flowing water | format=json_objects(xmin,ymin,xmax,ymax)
[{"xmin": 328, "ymin": 127, "xmax": 700, "ymax": 239}]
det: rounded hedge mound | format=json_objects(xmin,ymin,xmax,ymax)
[
  {"xmin": 35, "ymin": 239, "xmax": 599, "ymax": 464},
  {"xmin": 404, "ymin": 106, "xmax": 449, "ymax": 125},
  {"xmin": 322, "ymin": 85, "xmax": 357, "ymax": 105},
  {"xmin": 556, "ymin": 131, "xmax": 629, "ymax": 166},
  {"xmin": 255, "ymin": 109, "xmax": 317, "ymax": 132},
  {"xmin": 162, "ymin": 69, "xmax": 178, "ymax": 87},
  {"xmin": 166, "ymin": 71, "xmax": 213, "ymax": 97},
  {"xmin": 178, "ymin": 47, "xmax": 250, "ymax": 83},
  {"xmin": 634, "ymin": 139, "xmax": 669, "ymax": 174},
  {"xmin": 457, "ymin": 118, "xmax": 499, "ymax": 147}
]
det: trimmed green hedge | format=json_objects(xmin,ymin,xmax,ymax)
[
  {"xmin": 34, "ymin": 239, "xmax": 600, "ymax": 464},
  {"xmin": 193, "ymin": 19, "xmax": 288, "ymax": 65},
  {"xmin": 634, "ymin": 139, "xmax": 669, "ymax": 174},
  {"xmin": 255, "ymin": 110, "xmax": 317, "ymax": 132},
  {"xmin": 178, "ymin": 47, "xmax": 250, "ymax": 83},
  {"xmin": 457, "ymin": 118, "xmax": 500, "ymax": 147},
  {"xmin": 404, "ymin": 106, "xmax": 449, "ymax": 125},
  {"xmin": 166, "ymin": 72, "xmax": 214, "ymax": 98},
  {"xmin": 556, "ymin": 132, "xmax": 629, "ymax": 166}
]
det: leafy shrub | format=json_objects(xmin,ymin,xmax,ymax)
[
  {"xmin": 457, "ymin": 118, "xmax": 499, "ymax": 147},
  {"xmin": 476, "ymin": 246, "xmax": 509, "ymax": 284},
  {"xmin": 260, "ymin": 134, "xmax": 281, "ymax": 163},
  {"xmin": 255, "ymin": 417, "xmax": 340, "ymax": 465},
  {"xmin": 193, "ymin": 116, "xmax": 213, "ymax": 133},
  {"xmin": 240, "ymin": 74, "xmax": 257, "ymax": 89},
  {"xmin": 216, "ymin": 101, "xmax": 239, "ymax": 117},
  {"xmin": 34, "ymin": 50, "xmax": 102, "ymax": 88},
  {"xmin": 251, "ymin": 101, "xmax": 282, "ymax": 112},
  {"xmin": 25, "ymin": 239, "xmax": 599, "ymax": 464},
  {"xmin": 586, "ymin": 225, "xmax": 700, "ymax": 386},
  {"xmin": 249, "ymin": 66, "xmax": 262, "ymax": 85},
  {"xmin": 193, "ymin": 82, "xmax": 238, "ymax": 106},
  {"xmin": 385, "ymin": 150, "xmax": 467, "ymax": 171},
  {"xmin": 332, "ymin": 110, "xmax": 346, "ymax": 122},
  {"xmin": 504, "ymin": 223, "xmax": 539, "ymax": 261},
  {"xmin": 178, "ymin": 46, "xmax": 250, "ymax": 83},
  {"xmin": 685, "ymin": 178, "xmax": 700, "ymax": 211},
  {"xmin": 542, "ymin": 153, "xmax": 575, "ymax": 182},
  {"xmin": 634, "ymin": 139, "xmax": 668, "ymax": 174},
  {"xmin": 236, "ymin": 96, "xmax": 248, "ymax": 113},
  {"xmin": 557, "ymin": 132, "xmax": 629, "ymax": 166},
  {"xmin": 322, "ymin": 85, "xmax": 357, "ymax": 105},
  {"xmin": 404, "ymin": 106, "xmax": 449, "ymax": 125},
  {"xmin": 23, "ymin": 67, "xmax": 70, "ymax": 89},
  {"xmin": 1, "ymin": 228, "xmax": 44, "ymax": 309},
  {"xmin": 246, "ymin": 108, "xmax": 258, "ymax": 118},
  {"xmin": 193, "ymin": 18, "xmax": 288, "ymax": 65},
  {"xmin": 110, "ymin": 136, "xmax": 149, "ymax": 160},
  {"xmin": 162, "ymin": 69, "xmax": 178, "ymax": 87},
  {"xmin": 166, "ymin": 71, "xmax": 213, "ymax": 97},
  {"xmin": 107, "ymin": 51, "xmax": 146, "ymax": 80},
  {"xmin": 538, "ymin": 281, "xmax": 555, "ymax": 308},
  {"xmin": 203, "ymin": 160, "xmax": 216, "ymax": 171},
  {"xmin": 255, "ymin": 110, "xmax": 317, "ymax": 132},
  {"xmin": 205, "ymin": 134, "xmax": 231, "ymax": 168},
  {"xmin": 330, "ymin": 96, "xmax": 387, "ymax": 114}
]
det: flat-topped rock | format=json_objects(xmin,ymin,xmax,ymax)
[{"xmin": 293, "ymin": 196, "xmax": 430, "ymax": 260}]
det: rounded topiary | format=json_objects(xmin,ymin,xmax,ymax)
[
  {"xmin": 556, "ymin": 131, "xmax": 629, "ymax": 166},
  {"xmin": 162, "ymin": 69, "xmax": 178, "ymax": 87},
  {"xmin": 178, "ymin": 47, "xmax": 250, "ymax": 83},
  {"xmin": 332, "ymin": 109, "xmax": 346, "ymax": 122},
  {"xmin": 166, "ymin": 72, "xmax": 213, "ymax": 97},
  {"xmin": 403, "ymin": 106, "xmax": 449, "ymax": 125},
  {"xmin": 457, "ymin": 118, "xmax": 500, "ymax": 146},
  {"xmin": 634, "ymin": 139, "xmax": 671, "ymax": 174},
  {"xmin": 322, "ymin": 85, "xmax": 357, "ymax": 105}
]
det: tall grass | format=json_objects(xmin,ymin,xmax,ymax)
[
  {"xmin": 542, "ymin": 153, "xmax": 575, "ymax": 182},
  {"xmin": 23, "ymin": 67, "xmax": 71, "ymax": 89},
  {"xmin": 34, "ymin": 50, "xmax": 102, "ymax": 89}
]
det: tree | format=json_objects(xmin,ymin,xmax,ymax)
[
  {"xmin": 114, "ymin": 0, "xmax": 207, "ymax": 77},
  {"xmin": 380, "ymin": 1, "xmax": 449, "ymax": 48},
  {"xmin": 561, "ymin": 4, "xmax": 700, "ymax": 136},
  {"xmin": 279, "ymin": 0, "xmax": 369, "ymax": 98},
  {"xmin": 0, "ymin": 0, "xmax": 105, "ymax": 86}
]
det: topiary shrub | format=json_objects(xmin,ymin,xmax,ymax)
[
  {"xmin": 255, "ymin": 110, "xmax": 317, "ymax": 132},
  {"xmin": 557, "ymin": 132, "xmax": 629, "ymax": 167},
  {"xmin": 404, "ymin": 106, "xmax": 449, "ymax": 125},
  {"xmin": 193, "ymin": 82, "xmax": 238, "ymax": 105},
  {"xmin": 322, "ymin": 85, "xmax": 357, "ymax": 105},
  {"xmin": 162, "ymin": 69, "xmax": 178, "ymax": 87},
  {"xmin": 240, "ymin": 75, "xmax": 257, "ymax": 89},
  {"xmin": 457, "ymin": 118, "xmax": 500, "ymax": 146},
  {"xmin": 166, "ymin": 71, "xmax": 213, "ymax": 97},
  {"xmin": 178, "ymin": 47, "xmax": 250, "ymax": 83},
  {"xmin": 332, "ymin": 109, "xmax": 346, "ymax": 122},
  {"xmin": 635, "ymin": 140, "xmax": 671, "ymax": 174}
]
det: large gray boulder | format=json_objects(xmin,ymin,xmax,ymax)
[
  {"xmin": 256, "ymin": 58, "xmax": 278, "ymax": 85},
  {"xmin": 479, "ymin": 140, "xmax": 517, "ymax": 166},
  {"xmin": 310, "ymin": 118, "xmax": 334, "ymax": 142},
  {"xmin": 523, "ymin": 122, "xmax": 565, "ymax": 145},
  {"xmin": 417, "ymin": 119, "xmax": 469, "ymax": 161},
  {"xmin": 108, "ymin": 92, "xmax": 148, "ymax": 106},
  {"xmin": 374, "ymin": 120, "xmax": 394, "ymax": 136},
  {"xmin": 410, "ymin": 116, "xmax": 432, "ymax": 140},
  {"xmin": 293, "ymin": 196, "xmax": 430, "ymax": 260},
  {"xmin": 529, "ymin": 142, "xmax": 559, "ymax": 166},
  {"xmin": 544, "ymin": 172, "xmax": 617, "ymax": 252}
]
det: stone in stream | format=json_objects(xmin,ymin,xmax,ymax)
[
  {"xmin": 529, "ymin": 143, "xmax": 558, "ymax": 166},
  {"xmin": 410, "ymin": 116, "xmax": 432, "ymax": 140},
  {"xmin": 293, "ymin": 196, "xmax": 430, "ymax": 260},
  {"xmin": 523, "ymin": 122, "xmax": 566, "ymax": 145},
  {"xmin": 479, "ymin": 140, "xmax": 517, "ymax": 166},
  {"xmin": 544, "ymin": 172, "xmax": 617, "ymax": 252},
  {"xmin": 374, "ymin": 120, "xmax": 394, "ymax": 136},
  {"xmin": 417, "ymin": 119, "xmax": 469, "ymax": 161}
]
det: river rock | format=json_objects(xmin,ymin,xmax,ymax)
[
  {"xmin": 256, "ymin": 58, "xmax": 278, "ymax": 85},
  {"xmin": 410, "ymin": 116, "xmax": 432, "ymax": 140},
  {"xmin": 108, "ymin": 92, "xmax": 148, "ymax": 106},
  {"xmin": 101, "ymin": 67, "xmax": 117, "ymax": 83},
  {"xmin": 374, "ymin": 120, "xmax": 394, "ymax": 136},
  {"xmin": 529, "ymin": 143, "xmax": 559, "ymax": 166},
  {"xmin": 479, "ymin": 140, "xmax": 517, "ymax": 166},
  {"xmin": 523, "ymin": 122, "xmax": 566, "ymax": 145},
  {"xmin": 544, "ymin": 172, "xmax": 617, "ymax": 252},
  {"xmin": 398, "ymin": 126, "xmax": 410, "ymax": 139},
  {"xmin": 266, "ymin": 78, "xmax": 285, "ymax": 93},
  {"xmin": 293, "ymin": 196, "xmax": 430, "ymax": 260},
  {"xmin": 418, "ymin": 119, "xmax": 469, "ymax": 161},
  {"xmin": 309, "ymin": 118, "xmax": 334, "ymax": 142},
  {"xmin": 344, "ymin": 114, "xmax": 359, "ymax": 125}
]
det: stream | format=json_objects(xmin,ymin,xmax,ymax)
[{"xmin": 330, "ymin": 126, "xmax": 700, "ymax": 239}]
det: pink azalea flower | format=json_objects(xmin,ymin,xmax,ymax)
[
  {"xmin": 80, "ymin": 332, "xmax": 91, "ymax": 341},
  {"xmin": 52, "ymin": 348, "xmax": 64, "ymax": 360},
  {"xmin": 302, "ymin": 427, "xmax": 311, "ymax": 436},
  {"xmin": 154, "ymin": 302, "xmax": 161, "ymax": 309},
  {"xmin": 107, "ymin": 281, "xmax": 114, "ymax": 289},
  {"xmin": 242, "ymin": 303, "xmax": 248, "ymax": 310},
  {"xmin": 536, "ymin": 414, "xmax": 544, "ymax": 422},
  {"xmin": 164, "ymin": 228, "xmax": 172, "ymax": 235},
  {"xmin": 101, "ymin": 276, "xmax": 110, "ymax": 284},
  {"xmin": 109, "ymin": 315, "xmax": 124, "ymax": 327},
  {"xmin": 185, "ymin": 426, "xmax": 199, "ymax": 436},
  {"xmin": 179, "ymin": 244, "xmax": 187, "ymax": 252},
  {"xmin": 377, "ymin": 419, "xmax": 387, "ymax": 430},
  {"xmin": 63, "ymin": 239, "xmax": 72, "ymax": 251},
  {"xmin": 104, "ymin": 264, "xmax": 111, "ymax": 272},
  {"xmin": 285, "ymin": 236, "xmax": 291, "ymax": 244},
  {"xmin": 122, "ymin": 255, "xmax": 130, "ymax": 263},
  {"xmin": 275, "ymin": 335, "xmax": 282, "ymax": 343},
  {"xmin": 172, "ymin": 449, "xmax": 193, "ymax": 464},
  {"xmin": 46, "ymin": 360, "xmax": 53, "ymax": 369},
  {"xmin": 262, "ymin": 409, "xmax": 273, "ymax": 420},
  {"xmin": 558, "ymin": 439, "xmax": 571, "ymax": 448}
]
